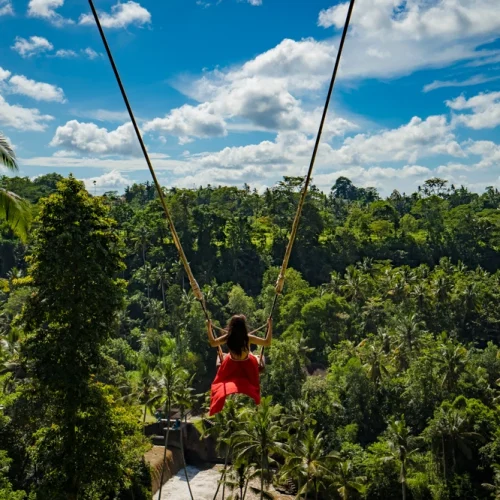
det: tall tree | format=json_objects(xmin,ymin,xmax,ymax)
[{"xmin": 16, "ymin": 176, "xmax": 145, "ymax": 498}]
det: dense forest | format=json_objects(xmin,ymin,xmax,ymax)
[{"xmin": 0, "ymin": 171, "xmax": 499, "ymax": 499}]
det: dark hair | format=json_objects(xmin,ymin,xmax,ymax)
[{"xmin": 226, "ymin": 315, "xmax": 249, "ymax": 357}]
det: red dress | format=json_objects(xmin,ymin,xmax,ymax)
[{"xmin": 209, "ymin": 353, "xmax": 261, "ymax": 416}]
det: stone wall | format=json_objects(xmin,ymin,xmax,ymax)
[{"xmin": 144, "ymin": 446, "xmax": 184, "ymax": 495}]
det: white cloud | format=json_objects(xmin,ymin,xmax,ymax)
[
  {"xmin": 315, "ymin": 165, "xmax": 432, "ymax": 190},
  {"xmin": 169, "ymin": 39, "xmax": 357, "ymax": 139},
  {"xmin": 317, "ymin": 0, "xmax": 500, "ymax": 80},
  {"xmin": 79, "ymin": 1, "xmax": 151, "ymax": 29},
  {"xmin": 0, "ymin": 68, "xmax": 11, "ymax": 82},
  {"xmin": 466, "ymin": 140, "xmax": 500, "ymax": 168},
  {"xmin": 330, "ymin": 115, "xmax": 462, "ymax": 165},
  {"xmin": 50, "ymin": 120, "xmax": 140, "ymax": 156},
  {"xmin": 82, "ymin": 48, "xmax": 100, "ymax": 60},
  {"xmin": 73, "ymin": 109, "xmax": 130, "ymax": 122},
  {"xmin": 447, "ymin": 91, "xmax": 500, "ymax": 129},
  {"xmin": 54, "ymin": 49, "xmax": 78, "ymax": 58},
  {"xmin": 21, "ymin": 154, "xmax": 190, "ymax": 173},
  {"xmin": 0, "ymin": 95, "xmax": 54, "ymax": 131},
  {"xmin": 27, "ymin": 0, "xmax": 73, "ymax": 25},
  {"xmin": 423, "ymin": 75, "xmax": 500, "ymax": 93},
  {"xmin": 144, "ymin": 103, "xmax": 228, "ymax": 144},
  {"xmin": 12, "ymin": 36, "xmax": 53, "ymax": 58},
  {"xmin": 0, "ymin": 0, "xmax": 13, "ymax": 16},
  {"xmin": 82, "ymin": 170, "xmax": 135, "ymax": 193},
  {"xmin": 246, "ymin": 0, "xmax": 262, "ymax": 5},
  {"xmin": 8, "ymin": 75, "xmax": 66, "ymax": 103}
]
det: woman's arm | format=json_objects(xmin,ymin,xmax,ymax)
[
  {"xmin": 206, "ymin": 321, "xmax": 228, "ymax": 348},
  {"xmin": 249, "ymin": 318, "xmax": 273, "ymax": 347}
]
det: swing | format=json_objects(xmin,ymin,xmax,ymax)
[{"xmin": 88, "ymin": 0, "xmax": 356, "ymax": 415}]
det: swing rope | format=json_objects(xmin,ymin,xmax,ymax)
[
  {"xmin": 88, "ymin": 0, "xmax": 356, "ymax": 366},
  {"xmin": 88, "ymin": 0, "xmax": 225, "ymax": 362}
]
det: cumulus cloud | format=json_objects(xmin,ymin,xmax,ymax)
[
  {"xmin": 0, "ymin": 68, "xmax": 11, "ymax": 82},
  {"xmin": 423, "ymin": 75, "xmax": 500, "ymax": 93},
  {"xmin": 0, "ymin": 95, "xmax": 54, "ymax": 131},
  {"xmin": 8, "ymin": 75, "xmax": 66, "ymax": 103},
  {"xmin": 144, "ymin": 103, "xmax": 228, "ymax": 144},
  {"xmin": 50, "ymin": 120, "xmax": 141, "ymax": 156},
  {"xmin": 82, "ymin": 48, "xmax": 100, "ymax": 60},
  {"xmin": 0, "ymin": 0, "xmax": 13, "ymax": 16},
  {"xmin": 447, "ymin": 91, "xmax": 500, "ymax": 129},
  {"xmin": 79, "ymin": 1, "xmax": 151, "ymax": 29},
  {"xmin": 54, "ymin": 49, "xmax": 78, "ymax": 58},
  {"xmin": 330, "ymin": 115, "xmax": 462, "ymax": 165},
  {"xmin": 12, "ymin": 36, "xmax": 53, "ymax": 58},
  {"xmin": 317, "ymin": 0, "xmax": 500, "ymax": 80},
  {"xmin": 73, "ymin": 109, "xmax": 130, "ymax": 122},
  {"xmin": 82, "ymin": 170, "xmax": 135, "ymax": 193},
  {"xmin": 167, "ymin": 39, "xmax": 358, "ymax": 139},
  {"xmin": 27, "ymin": 0, "xmax": 73, "ymax": 25},
  {"xmin": 315, "ymin": 165, "xmax": 432, "ymax": 191}
]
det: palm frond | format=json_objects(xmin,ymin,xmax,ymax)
[
  {"xmin": 0, "ymin": 189, "xmax": 31, "ymax": 242},
  {"xmin": 0, "ymin": 134, "xmax": 18, "ymax": 171}
]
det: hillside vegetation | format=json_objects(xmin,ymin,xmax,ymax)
[{"xmin": 0, "ymin": 173, "xmax": 499, "ymax": 499}]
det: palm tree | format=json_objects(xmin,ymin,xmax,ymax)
[
  {"xmin": 206, "ymin": 397, "xmax": 245, "ymax": 500},
  {"xmin": 359, "ymin": 343, "xmax": 389, "ymax": 385},
  {"xmin": 145, "ymin": 299, "xmax": 167, "ymax": 330},
  {"xmin": 281, "ymin": 401, "xmax": 316, "ymax": 450},
  {"xmin": 131, "ymin": 223, "xmax": 152, "ymax": 266},
  {"xmin": 396, "ymin": 314, "xmax": 425, "ymax": 354},
  {"xmin": 233, "ymin": 397, "xmax": 285, "ymax": 500},
  {"xmin": 281, "ymin": 429, "xmax": 338, "ymax": 500},
  {"xmin": 155, "ymin": 263, "xmax": 170, "ymax": 311},
  {"xmin": 155, "ymin": 358, "xmax": 187, "ymax": 500},
  {"xmin": 0, "ymin": 133, "xmax": 31, "ymax": 241},
  {"xmin": 175, "ymin": 376, "xmax": 197, "ymax": 500},
  {"xmin": 437, "ymin": 342, "xmax": 468, "ymax": 394},
  {"xmin": 425, "ymin": 404, "xmax": 484, "ymax": 481},
  {"xmin": 329, "ymin": 460, "xmax": 366, "ymax": 500},
  {"xmin": 122, "ymin": 358, "xmax": 159, "ymax": 428},
  {"xmin": 384, "ymin": 416, "xmax": 418, "ymax": 500}
]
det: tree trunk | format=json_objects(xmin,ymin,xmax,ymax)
[
  {"xmin": 242, "ymin": 475, "xmax": 250, "ymax": 500},
  {"xmin": 402, "ymin": 462, "xmax": 407, "ymax": 500},
  {"xmin": 212, "ymin": 447, "xmax": 230, "ymax": 500},
  {"xmin": 162, "ymin": 282, "xmax": 166, "ymax": 311},
  {"xmin": 260, "ymin": 455, "xmax": 264, "ymax": 500},
  {"xmin": 157, "ymin": 400, "xmax": 172, "ymax": 500},
  {"xmin": 180, "ymin": 414, "xmax": 195, "ymax": 500},
  {"xmin": 441, "ymin": 436, "xmax": 447, "ymax": 482}
]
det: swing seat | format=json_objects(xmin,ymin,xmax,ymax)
[{"xmin": 209, "ymin": 353, "xmax": 261, "ymax": 416}]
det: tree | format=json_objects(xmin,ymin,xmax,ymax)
[
  {"xmin": 330, "ymin": 460, "xmax": 366, "ymax": 500},
  {"xmin": 233, "ymin": 397, "xmax": 285, "ymax": 500},
  {"xmin": 174, "ymin": 375, "xmax": 197, "ymax": 500},
  {"xmin": 384, "ymin": 416, "xmax": 418, "ymax": 500},
  {"xmin": 281, "ymin": 429, "xmax": 338, "ymax": 500},
  {"xmin": 424, "ymin": 403, "xmax": 484, "ymax": 481},
  {"xmin": 155, "ymin": 357, "xmax": 187, "ymax": 500},
  {"xmin": 0, "ymin": 133, "xmax": 31, "ymax": 241},
  {"xmin": 123, "ymin": 357, "xmax": 159, "ymax": 428},
  {"xmin": 15, "ymin": 176, "xmax": 146, "ymax": 498}
]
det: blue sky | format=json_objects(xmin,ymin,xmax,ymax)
[{"xmin": 0, "ymin": 0, "xmax": 499, "ymax": 195}]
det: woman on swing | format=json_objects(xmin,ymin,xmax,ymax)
[{"xmin": 207, "ymin": 315, "xmax": 272, "ymax": 415}]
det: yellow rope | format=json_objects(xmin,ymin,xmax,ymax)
[{"xmin": 90, "ymin": 0, "xmax": 357, "ymax": 368}]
